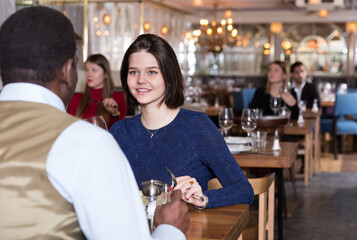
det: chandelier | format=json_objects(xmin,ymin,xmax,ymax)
[{"xmin": 192, "ymin": 4, "xmax": 238, "ymax": 54}]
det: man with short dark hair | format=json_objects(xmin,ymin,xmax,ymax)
[
  {"xmin": 0, "ymin": 6, "xmax": 189, "ymax": 239},
  {"xmin": 290, "ymin": 61, "xmax": 320, "ymax": 108}
]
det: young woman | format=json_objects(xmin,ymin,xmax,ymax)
[
  {"xmin": 249, "ymin": 60, "xmax": 299, "ymax": 119},
  {"xmin": 67, "ymin": 54, "xmax": 126, "ymax": 128},
  {"xmin": 110, "ymin": 34, "xmax": 253, "ymax": 209}
]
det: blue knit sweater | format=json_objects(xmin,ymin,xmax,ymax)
[{"xmin": 110, "ymin": 108, "xmax": 254, "ymax": 208}]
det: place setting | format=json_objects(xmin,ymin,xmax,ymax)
[{"xmin": 224, "ymin": 108, "xmax": 277, "ymax": 155}]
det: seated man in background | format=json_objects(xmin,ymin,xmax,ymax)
[
  {"xmin": 0, "ymin": 6, "xmax": 189, "ymax": 239},
  {"xmin": 290, "ymin": 61, "xmax": 320, "ymax": 108}
]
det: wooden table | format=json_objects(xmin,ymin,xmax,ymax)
[
  {"xmin": 233, "ymin": 141, "xmax": 298, "ymax": 240},
  {"xmin": 283, "ymin": 119, "xmax": 316, "ymax": 186},
  {"xmin": 186, "ymin": 204, "xmax": 249, "ymax": 240},
  {"xmin": 205, "ymin": 105, "xmax": 224, "ymax": 117},
  {"xmin": 303, "ymin": 109, "xmax": 322, "ymax": 173},
  {"xmin": 321, "ymin": 99, "xmax": 335, "ymax": 107}
]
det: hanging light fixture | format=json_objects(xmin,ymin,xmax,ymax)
[{"xmin": 192, "ymin": 3, "xmax": 238, "ymax": 54}]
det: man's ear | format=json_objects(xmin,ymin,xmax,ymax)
[{"xmin": 61, "ymin": 58, "xmax": 74, "ymax": 89}]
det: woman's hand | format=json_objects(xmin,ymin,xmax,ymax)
[
  {"xmin": 280, "ymin": 91, "xmax": 297, "ymax": 107},
  {"xmin": 102, "ymin": 97, "xmax": 120, "ymax": 117},
  {"xmin": 174, "ymin": 176, "xmax": 206, "ymax": 207}
]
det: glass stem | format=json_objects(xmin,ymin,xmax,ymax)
[{"xmin": 224, "ymin": 129, "xmax": 228, "ymax": 137}]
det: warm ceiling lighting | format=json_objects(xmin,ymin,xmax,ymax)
[
  {"xmin": 200, "ymin": 19, "xmax": 209, "ymax": 26},
  {"xmin": 103, "ymin": 14, "xmax": 111, "ymax": 25},
  {"xmin": 346, "ymin": 22, "xmax": 357, "ymax": 34},
  {"xmin": 319, "ymin": 9, "xmax": 328, "ymax": 18},
  {"xmin": 161, "ymin": 26, "xmax": 168, "ymax": 35},
  {"xmin": 270, "ymin": 22, "xmax": 283, "ymax": 34},
  {"xmin": 282, "ymin": 41, "xmax": 291, "ymax": 50},
  {"xmin": 193, "ymin": 0, "xmax": 203, "ymax": 5},
  {"xmin": 193, "ymin": 29, "xmax": 201, "ymax": 37},
  {"xmin": 143, "ymin": 22, "xmax": 151, "ymax": 31},
  {"xmin": 185, "ymin": 31, "xmax": 192, "ymax": 39},
  {"xmin": 224, "ymin": 10, "xmax": 232, "ymax": 18},
  {"xmin": 193, "ymin": 4, "xmax": 239, "ymax": 53},
  {"xmin": 308, "ymin": 0, "xmax": 321, "ymax": 4}
]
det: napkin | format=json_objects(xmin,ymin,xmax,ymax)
[
  {"xmin": 228, "ymin": 144, "xmax": 251, "ymax": 154},
  {"xmin": 225, "ymin": 136, "xmax": 250, "ymax": 145}
]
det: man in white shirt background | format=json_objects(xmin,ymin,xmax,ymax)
[{"xmin": 0, "ymin": 6, "xmax": 189, "ymax": 240}]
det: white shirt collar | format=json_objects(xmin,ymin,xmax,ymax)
[
  {"xmin": 292, "ymin": 80, "xmax": 306, "ymax": 92},
  {"xmin": 292, "ymin": 80, "xmax": 306, "ymax": 103},
  {"xmin": 0, "ymin": 82, "xmax": 66, "ymax": 112}
]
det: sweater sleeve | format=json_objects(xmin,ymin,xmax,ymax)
[
  {"xmin": 199, "ymin": 114, "xmax": 254, "ymax": 208},
  {"xmin": 67, "ymin": 93, "xmax": 83, "ymax": 116},
  {"xmin": 108, "ymin": 91, "xmax": 127, "ymax": 129},
  {"xmin": 112, "ymin": 91, "xmax": 127, "ymax": 120},
  {"xmin": 249, "ymin": 87, "xmax": 265, "ymax": 109}
]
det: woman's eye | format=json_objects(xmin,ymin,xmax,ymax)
[
  {"xmin": 148, "ymin": 70, "xmax": 157, "ymax": 75},
  {"xmin": 129, "ymin": 71, "xmax": 137, "ymax": 75}
]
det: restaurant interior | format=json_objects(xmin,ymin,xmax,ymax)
[{"xmin": 1, "ymin": 0, "xmax": 357, "ymax": 239}]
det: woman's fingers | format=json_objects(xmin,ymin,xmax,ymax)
[
  {"xmin": 102, "ymin": 98, "xmax": 118, "ymax": 108},
  {"xmin": 175, "ymin": 176, "xmax": 195, "ymax": 189},
  {"xmin": 173, "ymin": 176, "xmax": 205, "ymax": 206}
]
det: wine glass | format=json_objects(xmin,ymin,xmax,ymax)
[
  {"xmin": 218, "ymin": 107, "xmax": 234, "ymax": 138},
  {"xmin": 241, "ymin": 108, "xmax": 257, "ymax": 138},
  {"xmin": 84, "ymin": 115, "xmax": 108, "ymax": 130},
  {"xmin": 270, "ymin": 97, "xmax": 282, "ymax": 116}
]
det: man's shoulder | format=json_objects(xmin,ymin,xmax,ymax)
[
  {"xmin": 63, "ymin": 120, "xmax": 116, "ymax": 148},
  {"xmin": 303, "ymin": 82, "xmax": 318, "ymax": 92}
]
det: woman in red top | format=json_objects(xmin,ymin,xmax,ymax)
[{"xmin": 67, "ymin": 54, "xmax": 126, "ymax": 128}]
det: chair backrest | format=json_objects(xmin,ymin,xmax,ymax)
[
  {"xmin": 207, "ymin": 173, "xmax": 275, "ymax": 240},
  {"xmin": 232, "ymin": 91, "xmax": 244, "ymax": 113},
  {"xmin": 242, "ymin": 88, "xmax": 257, "ymax": 108},
  {"xmin": 334, "ymin": 93, "xmax": 357, "ymax": 116},
  {"xmin": 347, "ymin": 88, "xmax": 357, "ymax": 93}
]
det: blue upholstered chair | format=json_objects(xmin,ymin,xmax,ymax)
[
  {"xmin": 232, "ymin": 91, "xmax": 244, "ymax": 115},
  {"xmin": 332, "ymin": 92, "xmax": 357, "ymax": 159},
  {"xmin": 231, "ymin": 88, "xmax": 256, "ymax": 116},
  {"xmin": 242, "ymin": 88, "xmax": 257, "ymax": 109}
]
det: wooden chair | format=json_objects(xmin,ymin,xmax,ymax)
[{"xmin": 208, "ymin": 173, "xmax": 275, "ymax": 240}]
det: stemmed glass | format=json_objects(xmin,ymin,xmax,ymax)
[
  {"xmin": 270, "ymin": 97, "xmax": 282, "ymax": 116},
  {"xmin": 218, "ymin": 107, "xmax": 234, "ymax": 138},
  {"xmin": 241, "ymin": 108, "xmax": 257, "ymax": 138},
  {"xmin": 84, "ymin": 115, "xmax": 108, "ymax": 130}
]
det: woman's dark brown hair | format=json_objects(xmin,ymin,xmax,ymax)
[
  {"xmin": 120, "ymin": 34, "xmax": 184, "ymax": 108},
  {"xmin": 76, "ymin": 54, "xmax": 115, "ymax": 121}
]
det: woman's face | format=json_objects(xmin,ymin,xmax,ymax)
[
  {"xmin": 85, "ymin": 61, "xmax": 106, "ymax": 89},
  {"xmin": 267, "ymin": 63, "xmax": 285, "ymax": 84},
  {"xmin": 127, "ymin": 51, "xmax": 166, "ymax": 107}
]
